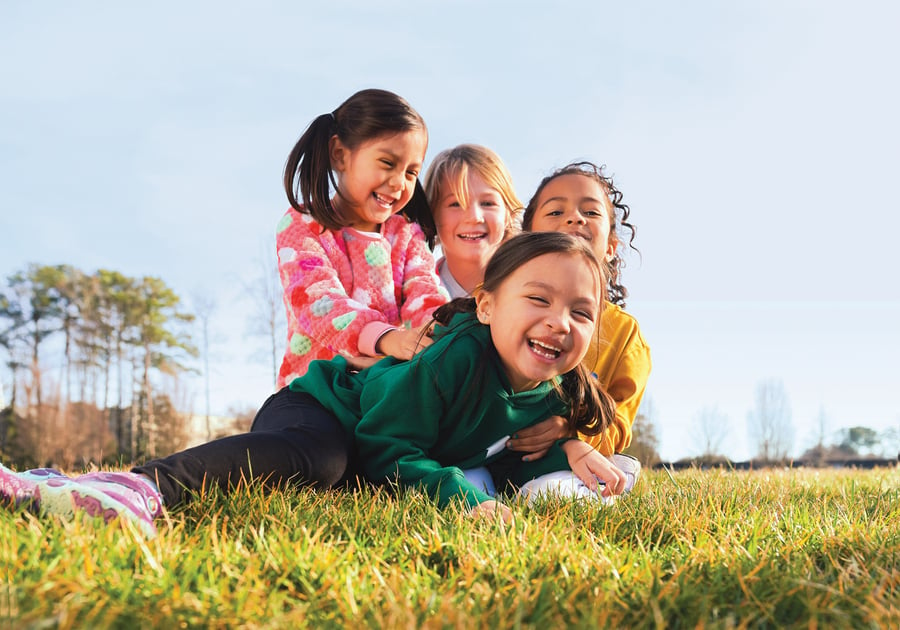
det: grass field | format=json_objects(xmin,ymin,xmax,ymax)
[{"xmin": 3, "ymin": 467, "xmax": 898, "ymax": 629}]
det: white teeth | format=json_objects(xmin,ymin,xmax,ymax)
[
  {"xmin": 458, "ymin": 233, "xmax": 486, "ymax": 240},
  {"xmin": 373, "ymin": 193, "xmax": 394, "ymax": 207},
  {"xmin": 529, "ymin": 339, "xmax": 562, "ymax": 358}
]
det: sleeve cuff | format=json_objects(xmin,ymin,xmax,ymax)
[{"xmin": 358, "ymin": 321, "xmax": 397, "ymax": 356}]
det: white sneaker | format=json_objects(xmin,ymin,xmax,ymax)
[
  {"xmin": 610, "ymin": 453, "xmax": 641, "ymax": 493},
  {"xmin": 518, "ymin": 471, "xmax": 617, "ymax": 506}
]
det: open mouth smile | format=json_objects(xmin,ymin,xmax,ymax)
[
  {"xmin": 457, "ymin": 232, "xmax": 487, "ymax": 241},
  {"xmin": 528, "ymin": 338, "xmax": 563, "ymax": 360},
  {"xmin": 373, "ymin": 193, "xmax": 397, "ymax": 209},
  {"xmin": 566, "ymin": 229, "xmax": 592, "ymax": 242}
]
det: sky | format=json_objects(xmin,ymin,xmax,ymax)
[{"xmin": 2, "ymin": 1, "xmax": 898, "ymax": 462}]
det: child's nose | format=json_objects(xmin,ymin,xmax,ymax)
[
  {"xmin": 546, "ymin": 310, "xmax": 571, "ymax": 333},
  {"xmin": 387, "ymin": 173, "xmax": 404, "ymax": 191}
]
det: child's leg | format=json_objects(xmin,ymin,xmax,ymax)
[
  {"xmin": 133, "ymin": 389, "xmax": 352, "ymax": 507},
  {"xmin": 2, "ymin": 389, "xmax": 350, "ymax": 536},
  {"xmin": 517, "ymin": 471, "xmax": 616, "ymax": 506},
  {"xmin": 462, "ymin": 467, "xmax": 497, "ymax": 496}
]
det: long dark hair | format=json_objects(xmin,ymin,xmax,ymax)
[
  {"xmin": 522, "ymin": 161, "xmax": 638, "ymax": 307},
  {"xmin": 433, "ymin": 231, "xmax": 616, "ymax": 436},
  {"xmin": 282, "ymin": 88, "xmax": 435, "ymax": 242}
]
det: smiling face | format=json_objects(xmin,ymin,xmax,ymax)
[
  {"xmin": 475, "ymin": 251, "xmax": 600, "ymax": 392},
  {"xmin": 330, "ymin": 130, "xmax": 428, "ymax": 232},
  {"xmin": 528, "ymin": 173, "xmax": 617, "ymax": 263},
  {"xmin": 433, "ymin": 171, "xmax": 509, "ymax": 271}
]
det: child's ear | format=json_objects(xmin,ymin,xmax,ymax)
[
  {"xmin": 329, "ymin": 135, "xmax": 347, "ymax": 172},
  {"xmin": 605, "ymin": 233, "xmax": 618, "ymax": 262},
  {"xmin": 475, "ymin": 291, "xmax": 493, "ymax": 324}
]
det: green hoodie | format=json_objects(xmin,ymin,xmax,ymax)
[{"xmin": 290, "ymin": 312, "xmax": 571, "ymax": 508}]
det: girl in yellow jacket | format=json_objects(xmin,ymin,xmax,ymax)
[{"xmin": 507, "ymin": 161, "xmax": 651, "ymax": 490}]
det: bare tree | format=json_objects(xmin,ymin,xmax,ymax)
[
  {"xmin": 693, "ymin": 405, "xmax": 729, "ymax": 457},
  {"xmin": 192, "ymin": 291, "xmax": 216, "ymax": 441},
  {"xmin": 801, "ymin": 405, "xmax": 832, "ymax": 465},
  {"xmin": 882, "ymin": 423, "xmax": 900, "ymax": 459},
  {"xmin": 244, "ymin": 242, "xmax": 286, "ymax": 388},
  {"xmin": 625, "ymin": 396, "xmax": 661, "ymax": 466},
  {"xmin": 746, "ymin": 378, "xmax": 794, "ymax": 461},
  {"xmin": 813, "ymin": 406, "xmax": 829, "ymax": 450}
]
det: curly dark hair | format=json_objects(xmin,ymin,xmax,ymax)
[{"xmin": 522, "ymin": 161, "xmax": 638, "ymax": 307}]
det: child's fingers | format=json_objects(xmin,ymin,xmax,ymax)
[
  {"xmin": 506, "ymin": 434, "xmax": 554, "ymax": 452},
  {"xmin": 518, "ymin": 447, "xmax": 551, "ymax": 461},
  {"xmin": 413, "ymin": 334, "xmax": 433, "ymax": 352},
  {"xmin": 470, "ymin": 500, "xmax": 513, "ymax": 523},
  {"xmin": 571, "ymin": 461, "xmax": 600, "ymax": 492},
  {"xmin": 585, "ymin": 459, "xmax": 626, "ymax": 495},
  {"xmin": 507, "ymin": 416, "xmax": 568, "ymax": 453},
  {"xmin": 602, "ymin": 467, "xmax": 627, "ymax": 495}
]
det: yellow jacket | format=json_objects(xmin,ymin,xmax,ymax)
[{"xmin": 578, "ymin": 302, "xmax": 651, "ymax": 455}]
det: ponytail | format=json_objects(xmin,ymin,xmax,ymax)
[
  {"xmin": 431, "ymin": 297, "xmax": 476, "ymax": 326},
  {"xmin": 283, "ymin": 113, "xmax": 347, "ymax": 231},
  {"xmin": 558, "ymin": 365, "xmax": 616, "ymax": 437}
]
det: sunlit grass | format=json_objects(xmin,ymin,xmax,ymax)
[{"xmin": 3, "ymin": 468, "xmax": 898, "ymax": 628}]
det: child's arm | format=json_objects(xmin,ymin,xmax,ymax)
[
  {"xmin": 276, "ymin": 212, "xmax": 406, "ymax": 359},
  {"xmin": 504, "ymin": 415, "xmax": 571, "ymax": 460},
  {"xmin": 560, "ymin": 439, "xmax": 627, "ymax": 497}
]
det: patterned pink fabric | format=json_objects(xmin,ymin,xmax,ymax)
[{"xmin": 275, "ymin": 210, "xmax": 449, "ymax": 388}]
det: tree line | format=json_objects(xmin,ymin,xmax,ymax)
[
  {"xmin": 0, "ymin": 263, "xmax": 198, "ymax": 468},
  {"xmin": 687, "ymin": 379, "xmax": 899, "ymax": 466}
]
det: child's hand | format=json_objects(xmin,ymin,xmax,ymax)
[
  {"xmin": 375, "ymin": 324, "xmax": 434, "ymax": 360},
  {"xmin": 506, "ymin": 416, "xmax": 572, "ymax": 461},
  {"xmin": 470, "ymin": 500, "xmax": 513, "ymax": 523},
  {"xmin": 561, "ymin": 440, "xmax": 627, "ymax": 497}
]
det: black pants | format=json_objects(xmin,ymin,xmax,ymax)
[{"xmin": 132, "ymin": 388, "xmax": 354, "ymax": 507}]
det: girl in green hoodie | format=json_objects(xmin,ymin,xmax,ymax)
[{"xmin": 1, "ymin": 232, "xmax": 628, "ymax": 531}]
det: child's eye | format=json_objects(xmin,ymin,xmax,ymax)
[
  {"xmin": 545, "ymin": 210, "xmax": 563, "ymax": 217},
  {"xmin": 380, "ymin": 159, "xmax": 394, "ymax": 168},
  {"xmin": 448, "ymin": 201, "xmax": 461, "ymax": 208},
  {"xmin": 527, "ymin": 295, "xmax": 549, "ymax": 305},
  {"xmin": 573, "ymin": 309, "xmax": 595, "ymax": 322},
  {"xmin": 580, "ymin": 207, "xmax": 604, "ymax": 218},
  {"xmin": 406, "ymin": 169, "xmax": 418, "ymax": 179}
]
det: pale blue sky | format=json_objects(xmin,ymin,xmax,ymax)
[{"xmin": 2, "ymin": 2, "xmax": 898, "ymax": 461}]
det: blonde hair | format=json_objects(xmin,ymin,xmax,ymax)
[{"xmin": 423, "ymin": 144, "xmax": 523, "ymax": 242}]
